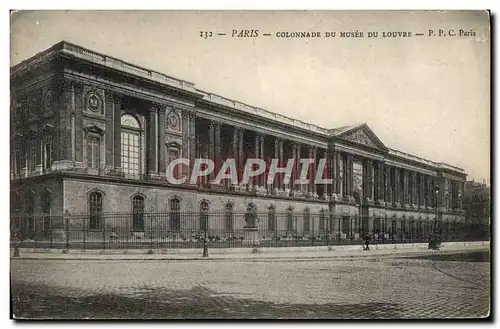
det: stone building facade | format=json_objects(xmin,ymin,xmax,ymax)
[
  {"xmin": 10, "ymin": 41, "xmax": 466, "ymax": 239},
  {"xmin": 463, "ymin": 181, "xmax": 490, "ymax": 227}
]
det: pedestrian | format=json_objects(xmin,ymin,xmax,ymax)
[{"xmin": 364, "ymin": 234, "xmax": 370, "ymax": 251}]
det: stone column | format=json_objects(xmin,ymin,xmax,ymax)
[
  {"xmin": 208, "ymin": 121, "xmax": 215, "ymax": 182},
  {"xmin": 334, "ymin": 150, "xmax": 341, "ymax": 198},
  {"xmin": 307, "ymin": 146, "xmax": 313, "ymax": 196},
  {"xmin": 295, "ymin": 143, "xmax": 302, "ymax": 196},
  {"xmin": 403, "ymin": 169, "xmax": 409, "ymax": 207},
  {"xmin": 104, "ymin": 91, "xmax": 115, "ymax": 169},
  {"xmin": 385, "ymin": 165, "xmax": 391, "ymax": 204},
  {"xmin": 189, "ymin": 113, "xmax": 196, "ymax": 181},
  {"xmin": 347, "ymin": 154, "xmax": 354, "ymax": 198},
  {"xmin": 378, "ymin": 161, "xmax": 385, "ymax": 204},
  {"xmin": 426, "ymin": 176, "xmax": 432, "ymax": 208},
  {"xmin": 52, "ymin": 79, "xmax": 74, "ymax": 170},
  {"xmin": 341, "ymin": 153, "xmax": 347, "ymax": 198},
  {"xmin": 146, "ymin": 106, "xmax": 159, "ymax": 178},
  {"xmin": 259, "ymin": 134, "xmax": 265, "ymax": 188},
  {"xmin": 232, "ymin": 126, "xmax": 238, "ymax": 185},
  {"xmin": 273, "ymin": 139, "xmax": 280, "ymax": 194},
  {"xmin": 365, "ymin": 159, "xmax": 373, "ymax": 201},
  {"xmin": 157, "ymin": 106, "xmax": 166, "ymax": 177},
  {"xmin": 411, "ymin": 171, "xmax": 417, "ymax": 206},
  {"xmin": 214, "ymin": 122, "xmax": 221, "ymax": 184},
  {"xmin": 279, "ymin": 139, "xmax": 284, "ymax": 192},
  {"xmin": 113, "ymin": 94, "xmax": 122, "ymax": 170},
  {"xmin": 394, "ymin": 168, "xmax": 401, "ymax": 206},
  {"xmin": 252, "ymin": 133, "xmax": 260, "ymax": 190},
  {"xmin": 238, "ymin": 128, "xmax": 244, "ymax": 185},
  {"xmin": 418, "ymin": 173, "xmax": 424, "ymax": 208},
  {"xmin": 307, "ymin": 146, "xmax": 314, "ymax": 197},
  {"xmin": 371, "ymin": 161, "xmax": 378, "ymax": 201},
  {"xmin": 323, "ymin": 148, "xmax": 330, "ymax": 201},
  {"xmin": 74, "ymin": 84, "xmax": 84, "ymax": 165},
  {"xmin": 402, "ymin": 169, "xmax": 406, "ymax": 205},
  {"xmin": 290, "ymin": 142, "xmax": 297, "ymax": 194}
]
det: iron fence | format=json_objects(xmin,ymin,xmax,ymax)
[{"xmin": 10, "ymin": 211, "xmax": 490, "ymax": 251}]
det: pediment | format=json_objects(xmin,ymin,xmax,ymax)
[
  {"xmin": 83, "ymin": 125, "xmax": 106, "ymax": 136},
  {"xmin": 336, "ymin": 124, "xmax": 388, "ymax": 151}
]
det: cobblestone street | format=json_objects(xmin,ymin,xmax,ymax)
[{"xmin": 10, "ymin": 251, "xmax": 490, "ymax": 319}]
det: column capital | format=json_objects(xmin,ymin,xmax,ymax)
[
  {"xmin": 208, "ymin": 119, "xmax": 221, "ymax": 128},
  {"xmin": 156, "ymin": 104, "xmax": 167, "ymax": 114},
  {"xmin": 148, "ymin": 106, "xmax": 158, "ymax": 114},
  {"xmin": 56, "ymin": 78, "xmax": 76, "ymax": 92}
]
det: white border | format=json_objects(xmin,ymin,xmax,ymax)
[{"xmin": 2, "ymin": 2, "xmax": 496, "ymax": 328}]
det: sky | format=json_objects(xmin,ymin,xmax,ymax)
[{"xmin": 9, "ymin": 10, "xmax": 491, "ymax": 183}]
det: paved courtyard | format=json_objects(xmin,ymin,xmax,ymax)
[{"xmin": 11, "ymin": 251, "xmax": 490, "ymax": 319}]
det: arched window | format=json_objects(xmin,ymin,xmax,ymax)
[
  {"xmin": 224, "ymin": 202, "xmax": 234, "ymax": 233},
  {"xmin": 89, "ymin": 192, "xmax": 103, "ymax": 230},
  {"xmin": 28, "ymin": 138, "xmax": 36, "ymax": 173},
  {"xmin": 342, "ymin": 216, "xmax": 350, "ymax": 237},
  {"xmin": 199, "ymin": 200, "xmax": 209, "ymax": 231},
  {"xmin": 373, "ymin": 217, "xmax": 381, "ymax": 234},
  {"xmin": 132, "ymin": 195, "xmax": 145, "ymax": 231},
  {"xmin": 24, "ymin": 191, "xmax": 35, "ymax": 237},
  {"xmin": 15, "ymin": 141, "xmax": 22, "ymax": 175},
  {"xmin": 41, "ymin": 189, "xmax": 51, "ymax": 232},
  {"xmin": 286, "ymin": 207, "xmax": 294, "ymax": 232},
  {"xmin": 11, "ymin": 191, "xmax": 21, "ymax": 212},
  {"xmin": 303, "ymin": 208, "xmax": 310, "ymax": 235},
  {"xmin": 170, "ymin": 197, "xmax": 181, "ymax": 232},
  {"xmin": 319, "ymin": 209, "xmax": 326, "ymax": 233},
  {"xmin": 121, "ymin": 114, "xmax": 141, "ymax": 177},
  {"xmin": 267, "ymin": 205, "xmax": 276, "ymax": 232}
]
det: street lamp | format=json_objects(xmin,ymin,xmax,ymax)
[{"xmin": 434, "ymin": 184, "xmax": 440, "ymax": 234}]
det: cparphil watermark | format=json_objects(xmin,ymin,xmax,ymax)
[{"xmin": 165, "ymin": 158, "xmax": 333, "ymax": 185}]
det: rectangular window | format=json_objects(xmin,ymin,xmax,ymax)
[
  {"xmin": 342, "ymin": 216, "xmax": 350, "ymax": 235},
  {"xmin": 287, "ymin": 212, "xmax": 294, "ymax": 231},
  {"xmin": 43, "ymin": 136, "xmax": 53, "ymax": 170},
  {"xmin": 87, "ymin": 136, "xmax": 100, "ymax": 169},
  {"xmin": 15, "ymin": 143, "xmax": 21, "ymax": 174},
  {"xmin": 28, "ymin": 139, "xmax": 36, "ymax": 172},
  {"xmin": 303, "ymin": 212, "xmax": 310, "ymax": 234},
  {"xmin": 121, "ymin": 132, "xmax": 140, "ymax": 176},
  {"xmin": 268, "ymin": 210, "xmax": 276, "ymax": 232}
]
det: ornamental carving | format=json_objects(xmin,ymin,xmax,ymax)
[
  {"xmin": 342, "ymin": 129, "xmax": 378, "ymax": 148},
  {"xmin": 44, "ymin": 90, "xmax": 53, "ymax": 113},
  {"xmin": 27, "ymin": 95, "xmax": 37, "ymax": 116},
  {"xmin": 86, "ymin": 91, "xmax": 102, "ymax": 113},
  {"xmin": 166, "ymin": 110, "xmax": 181, "ymax": 131}
]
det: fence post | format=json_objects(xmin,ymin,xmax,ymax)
[
  {"xmin": 148, "ymin": 208, "xmax": 154, "ymax": 254},
  {"xmin": 202, "ymin": 216, "xmax": 209, "ymax": 258},
  {"xmin": 13, "ymin": 218, "xmax": 20, "ymax": 257},
  {"xmin": 83, "ymin": 217, "xmax": 86, "ymax": 251},
  {"xmin": 64, "ymin": 210, "xmax": 70, "ymax": 253},
  {"xmin": 337, "ymin": 216, "xmax": 341, "ymax": 245},
  {"xmin": 275, "ymin": 213, "xmax": 278, "ymax": 247},
  {"xmin": 311, "ymin": 216, "xmax": 315, "ymax": 246},
  {"xmin": 102, "ymin": 214, "xmax": 106, "ymax": 252}
]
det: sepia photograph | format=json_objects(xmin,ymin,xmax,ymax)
[{"xmin": 9, "ymin": 9, "xmax": 491, "ymax": 320}]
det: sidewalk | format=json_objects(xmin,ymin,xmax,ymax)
[{"xmin": 11, "ymin": 241, "xmax": 489, "ymax": 261}]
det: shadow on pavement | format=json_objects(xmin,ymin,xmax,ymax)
[
  {"xmin": 400, "ymin": 250, "xmax": 490, "ymax": 263},
  {"xmin": 11, "ymin": 282, "xmax": 401, "ymax": 319}
]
